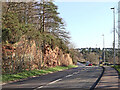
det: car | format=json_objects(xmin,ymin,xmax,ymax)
[{"xmin": 88, "ymin": 64, "xmax": 92, "ymax": 66}]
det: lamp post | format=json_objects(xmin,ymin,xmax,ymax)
[
  {"xmin": 111, "ymin": 7, "xmax": 116, "ymax": 66},
  {"xmin": 102, "ymin": 34, "xmax": 105, "ymax": 64}
]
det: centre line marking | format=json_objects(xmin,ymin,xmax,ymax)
[
  {"xmin": 35, "ymin": 86, "xmax": 44, "ymax": 89},
  {"xmin": 73, "ymin": 72, "xmax": 79, "ymax": 75},
  {"xmin": 35, "ymin": 79, "xmax": 62, "ymax": 89},
  {"xmin": 66, "ymin": 74, "xmax": 73, "ymax": 77},
  {"xmin": 48, "ymin": 79, "xmax": 62, "ymax": 85}
]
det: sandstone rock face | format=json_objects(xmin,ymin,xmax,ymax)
[
  {"xmin": 44, "ymin": 45, "xmax": 73, "ymax": 67},
  {"xmin": 2, "ymin": 37, "xmax": 73, "ymax": 73}
]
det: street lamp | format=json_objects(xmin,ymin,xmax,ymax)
[
  {"xmin": 102, "ymin": 34, "xmax": 105, "ymax": 64},
  {"xmin": 111, "ymin": 7, "xmax": 116, "ymax": 66}
]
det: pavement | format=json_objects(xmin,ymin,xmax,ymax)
[
  {"xmin": 95, "ymin": 66, "xmax": 119, "ymax": 89},
  {"xmin": 2, "ymin": 66, "xmax": 102, "ymax": 90}
]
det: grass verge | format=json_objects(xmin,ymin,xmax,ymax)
[{"xmin": 2, "ymin": 65, "xmax": 78, "ymax": 83}]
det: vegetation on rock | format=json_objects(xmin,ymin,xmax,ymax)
[{"xmin": 2, "ymin": 1, "xmax": 79, "ymax": 74}]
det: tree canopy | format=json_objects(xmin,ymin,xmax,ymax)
[{"xmin": 2, "ymin": 1, "xmax": 70, "ymax": 53}]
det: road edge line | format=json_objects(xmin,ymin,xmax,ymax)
[{"xmin": 90, "ymin": 66, "xmax": 105, "ymax": 90}]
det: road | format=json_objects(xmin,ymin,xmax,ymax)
[{"xmin": 2, "ymin": 66, "xmax": 102, "ymax": 90}]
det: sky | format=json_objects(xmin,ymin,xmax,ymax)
[{"xmin": 54, "ymin": 1, "xmax": 118, "ymax": 49}]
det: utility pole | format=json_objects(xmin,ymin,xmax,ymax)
[{"xmin": 111, "ymin": 7, "xmax": 116, "ymax": 66}]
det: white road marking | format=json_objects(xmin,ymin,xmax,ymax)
[
  {"xmin": 48, "ymin": 79, "xmax": 62, "ymax": 85},
  {"xmin": 35, "ymin": 86, "xmax": 44, "ymax": 89},
  {"xmin": 38, "ymin": 86, "xmax": 44, "ymax": 88},
  {"xmin": 66, "ymin": 74, "xmax": 73, "ymax": 77},
  {"xmin": 73, "ymin": 71, "xmax": 79, "ymax": 75},
  {"xmin": 66, "ymin": 71, "xmax": 80, "ymax": 78},
  {"xmin": 35, "ymin": 79, "xmax": 62, "ymax": 89},
  {"xmin": 35, "ymin": 71, "xmax": 80, "ymax": 89}
]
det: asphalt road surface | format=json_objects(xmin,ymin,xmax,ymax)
[{"xmin": 2, "ymin": 66, "xmax": 102, "ymax": 90}]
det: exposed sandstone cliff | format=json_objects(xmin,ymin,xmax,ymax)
[{"xmin": 2, "ymin": 37, "xmax": 73, "ymax": 73}]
